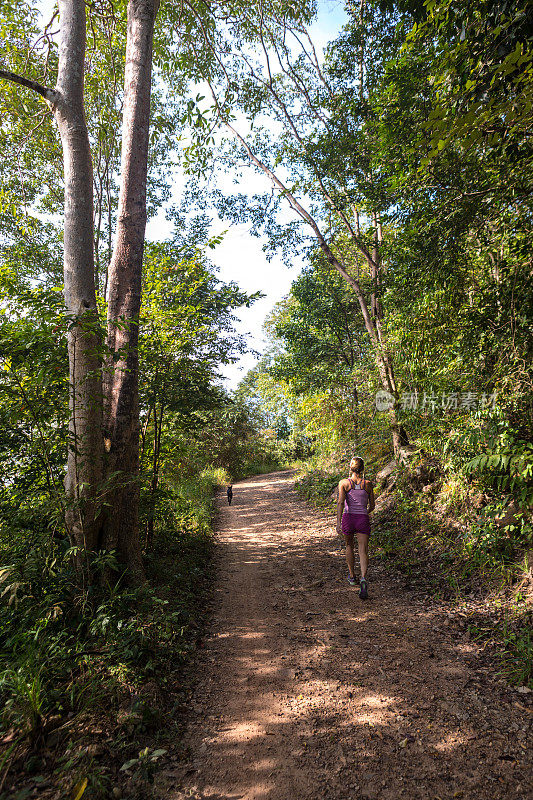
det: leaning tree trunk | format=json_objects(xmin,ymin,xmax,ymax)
[
  {"xmin": 103, "ymin": 0, "xmax": 159, "ymax": 580},
  {"xmin": 220, "ymin": 120, "xmax": 407, "ymax": 459}
]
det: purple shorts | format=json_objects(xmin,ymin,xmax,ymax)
[{"xmin": 342, "ymin": 513, "xmax": 371, "ymax": 538}]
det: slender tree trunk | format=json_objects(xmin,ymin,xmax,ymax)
[
  {"xmin": 103, "ymin": 0, "xmax": 159, "ymax": 580},
  {"xmin": 139, "ymin": 403, "xmax": 153, "ymax": 466},
  {"xmin": 1, "ymin": 1, "xmax": 106, "ymax": 568},
  {"xmin": 217, "ymin": 117, "xmax": 406, "ymax": 454},
  {"xmin": 326, "ymin": 244, "xmax": 404, "ymax": 456},
  {"xmin": 146, "ymin": 402, "xmax": 163, "ymax": 549},
  {"xmin": 54, "ymin": 0, "xmax": 104, "ymax": 556}
]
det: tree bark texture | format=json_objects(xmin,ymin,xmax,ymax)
[
  {"xmin": 103, "ymin": 0, "xmax": 159, "ymax": 579},
  {"xmin": 54, "ymin": 0, "xmax": 104, "ymax": 554}
]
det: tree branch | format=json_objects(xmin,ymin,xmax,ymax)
[{"xmin": 0, "ymin": 68, "xmax": 58, "ymax": 103}]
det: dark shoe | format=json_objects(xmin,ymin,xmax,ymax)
[
  {"xmin": 348, "ymin": 574, "xmax": 357, "ymax": 586},
  {"xmin": 359, "ymin": 578, "xmax": 368, "ymax": 600}
]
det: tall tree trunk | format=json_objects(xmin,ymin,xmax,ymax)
[
  {"xmin": 103, "ymin": 0, "xmax": 159, "ymax": 580},
  {"xmin": 323, "ymin": 242, "xmax": 404, "ymax": 457},
  {"xmin": 56, "ymin": 0, "xmax": 104, "ymax": 557},
  {"xmin": 1, "ymin": 0, "xmax": 105, "ymax": 568},
  {"xmin": 367, "ymin": 211, "xmax": 405, "ymax": 454}
]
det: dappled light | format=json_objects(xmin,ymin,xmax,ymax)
[
  {"xmin": 0, "ymin": 0, "xmax": 531, "ymax": 796},
  {"xmin": 161, "ymin": 472, "xmax": 533, "ymax": 800}
]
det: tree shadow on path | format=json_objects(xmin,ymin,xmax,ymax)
[{"xmin": 160, "ymin": 471, "xmax": 532, "ymax": 800}]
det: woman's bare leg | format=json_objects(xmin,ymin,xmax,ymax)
[
  {"xmin": 345, "ymin": 540, "xmax": 355, "ymax": 578},
  {"xmin": 356, "ymin": 532, "xmax": 369, "ymax": 579}
]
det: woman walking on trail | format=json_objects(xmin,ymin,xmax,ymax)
[{"xmin": 336, "ymin": 457, "xmax": 375, "ymax": 599}]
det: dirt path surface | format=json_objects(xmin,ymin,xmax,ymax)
[{"xmin": 163, "ymin": 471, "xmax": 532, "ymax": 800}]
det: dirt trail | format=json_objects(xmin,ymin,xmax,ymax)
[{"xmin": 162, "ymin": 471, "xmax": 532, "ymax": 800}]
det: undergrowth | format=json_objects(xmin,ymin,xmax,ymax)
[{"xmin": 0, "ymin": 467, "xmax": 222, "ymax": 799}]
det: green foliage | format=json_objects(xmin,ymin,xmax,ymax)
[
  {"xmin": 499, "ymin": 624, "xmax": 532, "ymax": 687},
  {"xmin": 246, "ymin": 254, "xmax": 390, "ymax": 460},
  {"xmin": 464, "ymin": 424, "xmax": 533, "ymax": 502},
  {"xmin": 119, "ymin": 746, "xmax": 168, "ymax": 783},
  {"xmin": 0, "ymin": 278, "xmax": 68, "ymax": 524},
  {"xmin": 0, "ymin": 665, "xmax": 45, "ymax": 739},
  {"xmin": 267, "ymin": 259, "xmax": 368, "ymax": 393},
  {"xmin": 295, "ymin": 469, "xmax": 341, "ymax": 509},
  {"xmin": 242, "ymin": 0, "xmax": 532, "ymax": 549},
  {"xmin": 0, "ymin": 465, "xmax": 217, "ymax": 793},
  {"xmin": 136, "ymin": 240, "xmax": 263, "ymax": 540}
]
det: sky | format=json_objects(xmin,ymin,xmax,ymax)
[{"xmin": 147, "ymin": 0, "xmax": 348, "ymax": 389}]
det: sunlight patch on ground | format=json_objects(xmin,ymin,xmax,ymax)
[
  {"xmin": 358, "ymin": 693, "xmax": 398, "ymax": 710},
  {"xmin": 222, "ymin": 721, "xmax": 265, "ymax": 741},
  {"xmin": 433, "ymin": 731, "xmax": 471, "ymax": 752},
  {"xmin": 252, "ymin": 758, "xmax": 277, "ymax": 771}
]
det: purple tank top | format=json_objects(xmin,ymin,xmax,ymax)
[{"xmin": 344, "ymin": 478, "xmax": 369, "ymax": 516}]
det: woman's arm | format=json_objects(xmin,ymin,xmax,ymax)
[
  {"xmin": 367, "ymin": 481, "xmax": 375, "ymax": 513},
  {"xmin": 336, "ymin": 480, "xmax": 348, "ymax": 534}
]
